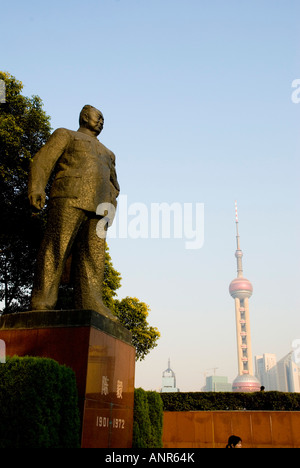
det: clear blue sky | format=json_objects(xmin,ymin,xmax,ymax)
[{"xmin": 1, "ymin": 0, "xmax": 300, "ymax": 390}]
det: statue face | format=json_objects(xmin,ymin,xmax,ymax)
[{"xmin": 82, "ymin": 107, "xmax": 104, "ymax": 135}]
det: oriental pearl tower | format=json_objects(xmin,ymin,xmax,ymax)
[{"xmin": 229, "ymin": 202, "xmax": 260, "ymax": 392}]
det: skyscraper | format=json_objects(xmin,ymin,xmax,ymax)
[
  {"xmin": 255, "ymin": 354, "xmax": 278, "ymax": 390},
  {"xmin": 277, "ymin": 353, "xmax": 300, "ymax": 392},
  {"xmin": 160, "ymin": 359, "xmax": 180, "ymax": 393},
  {"xmin": 229, "ymin": 202, "xmax": 261, "ymax": 392}
]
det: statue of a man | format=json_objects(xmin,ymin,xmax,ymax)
[{"xmin": 28, "ymin": 105, "xmax": 120, "ymax": 321}]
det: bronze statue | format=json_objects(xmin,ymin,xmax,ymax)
[{"xmin": 28, "ymin": 105, "xmax": 120, "ymax": 321}]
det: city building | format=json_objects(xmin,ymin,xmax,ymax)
[
  {"xmin": 255, "ymin": 351, "xmax": 300, "ymax": 392},
  {"xmin": 255, "ymin": 354, "xmax": 278, "ymax": 391},
  {"xmin": 229, "ymin": 203, "xmax": 261, "ymax": 392},
  {"xmin": 277, "ymin": 352, "xmax": 300, "ymax": 393},
  {"xmin": 204, "ymin": 375, "xmax": 232, "ymax": 392},
  {"xmin": 160, "ymin": 359, "xmax": 180, "ymax": 393}
]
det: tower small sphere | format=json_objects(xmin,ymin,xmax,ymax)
[{"xmin": 235, "ymin": 249, "xmax": 243, "ymax": 259}]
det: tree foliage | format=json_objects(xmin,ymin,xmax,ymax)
[
  {"xmin": 133, "ymin": 388, "xmax": 163, "ymax": 448},
  {"xmin": 102, "ymin": 245, "xmax": 122, "ymax": 312},
  {"xmin": 113, "ymin": 296, "xmax": 160, "ymax": 361},
  {"xmin": 0, "ymin": 72, "xmax": 51, "ymax": 312},
  {"xmin": 0, "ymin": 356, "xmax": 80, "ymax": 448},
  {"xmin": 160, "ymin": 391, "xmax": 300, "ymax": 412}
]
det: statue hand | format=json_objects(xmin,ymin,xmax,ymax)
[{"xmin": 29, "ymin": 192, "xmax": 46, "ymax": 211}]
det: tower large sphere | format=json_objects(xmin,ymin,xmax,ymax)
[
  {"xmin": 229, "ymin": 277, "xmax": 253, "ymax": 299},
  {"xmin": 232, "ymin": 374, "xmax": 261, "ymax": 392}
]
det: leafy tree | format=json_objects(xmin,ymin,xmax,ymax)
[
  {"xmin": 0, "ymin": 72, "xmax": 51, "ymax": 312},
  {"xmin": 102, "ymin": 245, "xmax": 122, "ymax": 312},
  {"xmin": 113, "ymin": 297, "xmax": 160, "ymax": 361}
]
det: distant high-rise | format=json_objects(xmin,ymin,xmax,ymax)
[
  {"xmin": 204, "ymin": 375, "xmax": 232, "ymax": 392},
  {"xmin": 229, "ymin": 202, "xmax": 261, "ymax": 392},
  {"xmin": 255, "ymin": 351, "xmax": 300, "ymax": 392},
  {"xmin": 255, "ymin": 354, "xmax": 278, "ymax": 390},
  {"xmin": 160, "ymin": 359, "xmax": 180, "ymax": 393},
  {"xmin": 277, "ymin": 352, "xmax": 300, "ymax": 392}
]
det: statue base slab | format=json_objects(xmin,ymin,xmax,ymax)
[{"xmin": 0, "ymin": 309, "xmax": 136, "ymax": 448}]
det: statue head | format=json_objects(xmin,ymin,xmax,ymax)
[{"xmin": 79, "ymin": 105, "xmax": 104, "ymax": 136}]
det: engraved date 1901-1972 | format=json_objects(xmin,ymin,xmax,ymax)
[{"xmin": 96, "ymin": 416, "xmax": 125, "ymax": 429}]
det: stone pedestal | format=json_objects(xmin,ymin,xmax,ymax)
[{"xmin": 0, "ymin": 310, "xmax": 136, "ymax": 448}]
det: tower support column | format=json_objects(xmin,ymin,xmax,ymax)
[
  {"xmin": 234, "ymin": 297, "xmax": 243, "ymax": 375},
  {"xmin": 244, "ymin": 297, "xmax": 253, "ymax": 376}
]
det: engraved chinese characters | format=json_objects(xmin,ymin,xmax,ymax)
[
  {"xmin": 101, "ymin": 376, "xmax": 123, "ymax": 399},
  {"xmin": 81, "ymin": 327, "xmax": 135, "ymax": 448}
]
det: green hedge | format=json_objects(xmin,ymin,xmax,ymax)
[
  {"xmin": 160, "ymin": 391, "xmax": 300, "ymax": 412},
  {"xmin": 133, "ymin": 388, "xmax": 163, "ymax": 448},
  {"xmin": 0, "ymin": 356, "xmax": 81, "ymax": 448}
]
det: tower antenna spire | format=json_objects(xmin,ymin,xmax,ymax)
[
  {"xmin": 235, "ymin": 200, "xmax": 240, "ymax": 248},
  {"xmin": 235, "ymin": 201, "xmax": 243, "ymax": 278}
]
